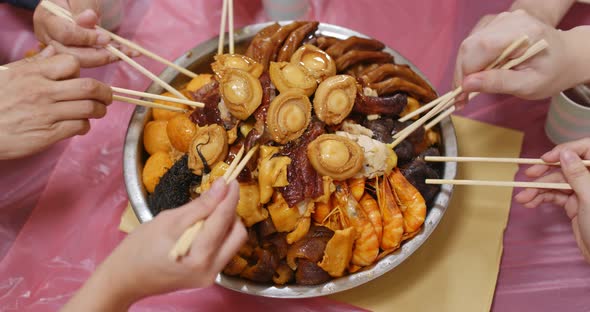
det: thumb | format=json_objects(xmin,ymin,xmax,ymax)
[
  {"xmin": 462, "ymin": 69, "xmax": 531, "ymax": 97},
  {"xmin": 70, "ymin": 0, "xmax": 102, "ymax": 17},
  {"xmin": 561, "ymin": 149, "xmax": 590, "ymax": 203}
]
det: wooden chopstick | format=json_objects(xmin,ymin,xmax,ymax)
[
  {"xmin": 391, "ymin": 38, "xmax": 546, "ymax": 148},
  {"xmin": 425, "ymin": 156, "xmax": 590, "ymax": 166},
  {"xmin": 425, "ymin": 179, "xmax": 571, "ymax": 190},
  {"xmin": 40, "ymin": 1, "xmax": 188, "ymax": 101},
  {"xmin": 40, "ymin": 0, "xmax": 197, "ymax": 78},
  {"xmin": 2, "ymin": 65, "xmax": 195, "ymax": 111},
  {"xmin": 228, "ymin": 0, "xmax": 235, "ymax": 55},
  {"xmin": 218, "ymin": 0, "xmax": 229, "ymax": 55},
  {"xmin": 113, "ymin": 95, "xmax": 187, "ymax": 112},
  {"xmin": 399, "ymin": 35, "xmax": 529, "ymax": 123},
  {"xmin": 424, "ymin": 105, "xmax": 455, "ymax": 130},
  {"xmin": 222, "ymin": 145, "xmax": 245, "ymax": 181},
  {"xmin": 111, "ymin": 87, "xmax": 203, "ymax": 108},
  {"xmin": 99, "ymin": 29, "xmax": 197, "ymax": 78},
  {"xmin": 104, "ymin": 45, "xmax": 189, "ymax": 100},
  {"xmin": 169, "ymin": 144, "xmax": 259, "ymax": 261},
  {"xmin": 217, "ymin": 0, "xmax": 235, "ymax": 55},
  {"xmin": 228, "ymin": 145, "xmax": 258, "ymax": 181},
  {"xmin": 168, "ymin": 220, "xmax": 204, "ymax": 261}
]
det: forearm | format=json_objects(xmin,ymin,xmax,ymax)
[
  {"xmin": 61, "ymin": 263, "xmax": 138, "ymax": 312},
  {"xmin": 563, "ymin": 26, "xmax": 590, "ymax": 85},
  {"xmin": 509, "ymin": 0, "xmax": 576, "ymax": 26}
]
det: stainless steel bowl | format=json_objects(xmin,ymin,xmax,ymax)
[{"xmin": 123, "ymin": 22, "xmax": 457, "ymax": 298}]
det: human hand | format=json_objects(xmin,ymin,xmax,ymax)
[
  {"xmin": 33, "ymin": 0, "xmax": 135, "ymax": 67},
  {"xmin": 63, "ymin": 179, "xmax": 247, "ymax": 311},
  {"xmin": 515, "ymin": 138, "xmax": 590, "ymax": 263},
  {"xmin": 0, "ymin": 47, "xmax": 112, "ymax": 160},
  {"xmin": 453, "ymin": 10, "xmax": 585, "ymax": 105}
]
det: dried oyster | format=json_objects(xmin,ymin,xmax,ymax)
[
  {"xmin": 212, "ymin": 54, "xmax": 264, "ymax": 79},
  {"xmin": 307, "ymin": 134, "xmax": 364, "ymax": 180},
  {"xmin": 188, "ymin": 124, "xmax": 229, "ymax": 175},
  {"xmin": 269, "ymin": 61, "xmax": 317, "ymax": 96},
  {"xmin": 313, "ymin": 75, "xmax": 357, "ymax": 125},
  {"xmin": 266, "ymin": 89, "xmax": 312, "ymax": 144},
  {"xmin": 219, "ymin": 68, "xmax": 263, "ymax": 120},
  {"xmin": 291, "ymin": 44, "xmax": 336, "ymax": 81}
]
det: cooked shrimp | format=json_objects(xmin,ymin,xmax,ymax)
[
  {"xmin": 359, "ymin": 193, "xmax": 383, "ymax": 245},
  {"xmin": 334, "ymin": 183, "xmax": 378, "ymax": 267},
  {"xmin": 376, "ymin": 176, "xmax": 403, "ymax": 251},
  {"xmin": 388, "ymin": 168, "xmax": 426, "ymax": 235},
  {"xmin": 348, "ymin": 178, "xmax": 365, "ymax": 202}
]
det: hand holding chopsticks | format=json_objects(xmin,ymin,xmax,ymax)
[
  {"xmin": 39, "ymin": 1, "xmax": 190, "ymax": 101},
  {"xmin": 169, "ymin": 144, "xmax": 258, "ymax": 261},
  {"xmin": 390, "ymin": 36, "xmax": 546, "ymax": 149},
  {"xmin": 424, "ymin": 140, "xmax": 590, "ymax": 191}
]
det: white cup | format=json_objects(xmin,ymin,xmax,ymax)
[
  {"xmin": 262, "ymin": 0, "xmax": 310, "ymax": 21},
  {"xmin": 545, "ymin": 86, "xmax": 590, "ymax": 144}
]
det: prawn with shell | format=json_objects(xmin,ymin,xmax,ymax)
[{"xmin": 140, "ymin": 21, "xmax": 443, "ymax": 286}]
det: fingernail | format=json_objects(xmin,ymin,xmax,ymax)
[
  {"xmin": 96, "ymin": 31, "xmax": 111, "ymax": 45},
  {"xmin": 562, "ymin": 150, "xmax": 578, "ymax": 166},
  {"xmin": 207, "ymin": 178, "xmax": 228, "ymax": 199},
  {"xmin": 463, "ymin": 75, "xmax": 483, "ymax": 92},
  {"xmin": 39, "ymin": 45, "xmax": 55, "ymax": 57},
  {"xmin": 77, "ymin": 9, "xmax": 98, "ymax": 22}
]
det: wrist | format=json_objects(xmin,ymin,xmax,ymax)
[
  {"xmin": 562, "ymin": 26, "xmax": 590, "ymax": 86},
  {"xmin": 62, "ymin": 259, "xmax": 141, "ymax": 312},
  {"xmin": 509, "ymin": 0, "xmax": 575, "ymax": 26}
]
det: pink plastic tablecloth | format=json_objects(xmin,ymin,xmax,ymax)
[{"xmin": 0, "ymin": 1, "xmax": 589, "ymax": 311}]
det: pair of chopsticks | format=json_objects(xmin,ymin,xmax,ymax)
[
  {"xmin": 168, "ymin": 1, "xmax": 240, "ymax": 261},
  {"xmin": 390, "ymin": 35, "xmax": 548, "ymax": 148},
  {"xmin": 217, "ymin": 0, "xmax": 235, "ymax": 55},
  {"xmin": 39, "ymin": 1, "xmax": 190, "ymax": 101},
  {"xmin": 168, "ymin": 145, "xmax": 258, "ymax": 261},
  {"xmin": 0, "ymin": 66, "xmax": 203, "ymax": 112},
  {"xmin": 424, "ymin": 156, "xmax": 590, "ymax": 190}
]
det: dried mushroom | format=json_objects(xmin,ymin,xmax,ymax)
[
  {"xmin": 266, "ymin": 89, "xmax": 312, "ymax": 144},
  {"xmin": 307, "ymin": 134, "xmax": 364, "ymax": 181},
  {"xmin": 188, "ymin": 124, "xmax": 229, "ymax": 175},
  {"xmin": 290, "ymin": 44, "xmax": 336, "ymax": 81},
  {"xmin": 269, "ymin": 61, "xmax": 317, "ymax": 96},
  {"xmin": 219, "ymin": 68, "xmax": 263, "ymax": 120},
  {"xmin": 212, "ymin": 54, "xmax": 263, "ymax": 79},
  {"xmin": 313, "ymin": 75, "xmax": 357, "ymax": 125}
]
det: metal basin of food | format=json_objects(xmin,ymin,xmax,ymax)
[{"xmin": 123, "ymin": 22, "xmax": 457, "ymax": 298}]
